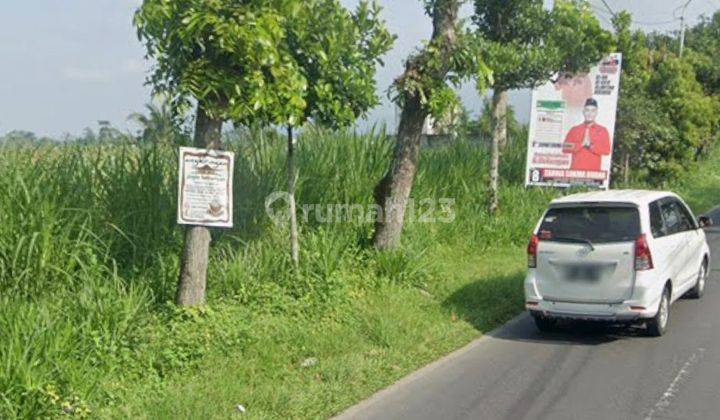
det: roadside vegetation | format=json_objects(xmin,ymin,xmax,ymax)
[
  {"xmin": 2, "ymin": 2, "xmax": 720, "ymax": 419},
  {"xmin": 2, "ymin": 128, "xmax": 720, "ymax": 418}
]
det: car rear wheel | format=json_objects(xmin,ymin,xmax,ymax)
[
  {"xmin": 647, "ymin": 287, "xmax": 670, "ymax": 337},
  {"xmin": 532, "ymin": 315, "xmax": 558, "ymax": 333},
  {"xmin": 686, "ymin": 260, "xmax": 707, "ymax": 299}
]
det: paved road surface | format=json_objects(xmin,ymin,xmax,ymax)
[{"xmin": 337, "ymin": 208, "xmax": 720, "ymax": 420}]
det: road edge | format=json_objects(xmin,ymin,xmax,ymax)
[{"xmin": 332, "ymin": 312, "xmax": 528, "ymax": 419}]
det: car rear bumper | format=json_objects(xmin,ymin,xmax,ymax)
[
  {"xmin": 525, "ymin": 271, "xmax": 661, "ymax": 320},
  {"xmin": 525, "ymin": 299, "xmax": 651, "ymax": 321}
]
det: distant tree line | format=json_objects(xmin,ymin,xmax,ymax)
[
  {"xmin": 0, "ymin": 101, "xmax": 188, "ymax": 147},
  {"xmin": 612, "ymin": 11, "xmax": 720, "ymax": 183}
]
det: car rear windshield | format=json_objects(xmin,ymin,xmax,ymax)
[{"xmin": 538, "ymin": 206, "xmax": 640, "ymax": 243}]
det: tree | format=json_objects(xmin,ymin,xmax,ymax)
[
  {"xmin": 97, "ymin": 121, "xmax": 125, "ymax": 142},
  {"xmin": 612, "ymin": 11, "xmax": 652, "ymax": 183},
  {"xmin": 372, "ymin": 0, "xmax": 490, "ymax": 250},
  {"xmin": 685, "ymin": 11, "xmax": 720, "ymax": 96},
  {"xmin": 128, "ymin": 98, "xmax": 188, "ymax": 146},
  {"xmin": 0, "ymin": 130, "xmax": 37, "ymax": 147},
  {"xmin": 473, "ymin": 0, "xmax": 612, "ymax": 212},
  {"xmin": 275, "ymin": 0, "xmax": 394, "ymax": 265},
  {"xmin": 648, "ymin": 56, "xmax": 719, "ymax": 164},
  {"xmin": 469, "ymin": 98, "xmax": 522, "ymax": 143},
  {"xmin": 135, "ymin": 0, "xmax": 392, "ymax": 304},
  {"xmin": 611, "ymin": 11, "xmax": 720, "ymax": 183},
  {"xmin": 136, "ymin": 0, "xmax": 306, "ymax": 306}
]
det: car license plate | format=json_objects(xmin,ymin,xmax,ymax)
[{"xmin": 565, "ymin": 264, "xmax": 600, "ymax": 281}]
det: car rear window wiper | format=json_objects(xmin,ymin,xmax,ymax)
[{"xmin": 550, "ymin": 236, "xmax": 595, "ymax": 251}]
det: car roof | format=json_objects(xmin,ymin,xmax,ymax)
[{"xmin": 550, "ymin": 189, "xmax": 675, "ymax": 207}]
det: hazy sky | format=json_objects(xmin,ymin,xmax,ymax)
[{"xmin": 0, "ymin": 0, "xmax": 717, "ymax": 137}]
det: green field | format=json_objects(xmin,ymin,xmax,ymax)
[{"xmin": 2, "ymin": 131, "xmax": 719, "ymax": 419}]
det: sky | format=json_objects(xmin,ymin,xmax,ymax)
[{"xmin": 0, "ymin": 0, "xmax": 718, "ymax": 137}]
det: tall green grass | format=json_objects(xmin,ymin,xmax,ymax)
[{"xmin": 0, "ymin": 129, "xmax": 718, "ymax": 418}]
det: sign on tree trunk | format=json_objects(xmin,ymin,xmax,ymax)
[{"xmin": 177, "ymin": 147, "xmax": 234, "ymax": 228}]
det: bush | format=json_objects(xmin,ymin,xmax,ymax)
[{"xmin": 1, "ymin": 127, "xmax": 718, "ymax": 417}]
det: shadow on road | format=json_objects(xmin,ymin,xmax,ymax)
[
  {"xmin": 444, "ymin": 275, "xmax": 650, "ymax": 347},
  {"xmin": 488, "ymin": 315, "xmax": 648, "ymax": 346}
]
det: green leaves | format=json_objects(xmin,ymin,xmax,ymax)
[
  {"xmin": 548, "ymin": 0, "xmax": 613, "ymax": 75},
  {"xmin": 287, "ymin": 0, "xmax": 395, "ymax": 128},
  {"xmin": 612, "ymin": 12, "xmax": 720, "ymax": 183},
  {"xmin": 390, "ymin": 0, "xmax": 611, "ymax": 124},
  {"xmin": 685, "ymin": 11, "xmax": 720, "ymax": 96},
  {"xmin": 135, "ymin": 0, "xmax": 394, "ymax": 129},
  {"xmin": 473, "ymin": 0, "xmax": 612, "ymax": 90},
  {"xmin": 390, "ymin": 2, "xmax": 492, "ymax": 121}
]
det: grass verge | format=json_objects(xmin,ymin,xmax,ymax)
[
  {"xmin": 108, "ymin": 147, "xmax": 720, "ymax": 419},
  {"xmin": 2, "ymin": 132, "xmax": 720, "ymax": 419},
  {"xmin": 105, "ymin": 247, "xmax": 525, "ymax": 419}
]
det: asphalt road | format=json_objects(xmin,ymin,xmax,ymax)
[{"xmin": 337, "ymin": 209, "xmax": 720, "ymax": 420}]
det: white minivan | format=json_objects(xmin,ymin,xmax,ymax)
[{"xmin": 525, "ymin": 190, "xmax": 711, "ymax": 336}]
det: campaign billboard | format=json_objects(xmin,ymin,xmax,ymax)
[{"xmin": 525, "ymin": 53, "xmax": 622, "ymax": 189}]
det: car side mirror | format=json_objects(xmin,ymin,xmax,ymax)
[{"xmin": 698, "ymin": 215, "xmax": 713, "ymax": 228}]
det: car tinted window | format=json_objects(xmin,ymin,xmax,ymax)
[
  {"xmin": 660, "ymin": 201, "xmax": 680, "ymax": 235},
  {"xmin": 674, "ymin": 199, "xmax": 697, "ymax": 231},
  {"xmin": 650, "ymin": 201, "xmax": 665, "ymax": 238},
  {"xmin": 538, "ymin": 206, "xmax": 640, "ymax": 243},
  {"xmin": 660, "ymin": 200, "xmax": 692, "ymax": 234}
]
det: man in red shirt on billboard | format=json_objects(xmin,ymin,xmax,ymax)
[{"xmin": 563, "ymin": 98, "xmax": 611, "ymax": 171}]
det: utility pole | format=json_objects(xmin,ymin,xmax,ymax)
[{"xmin": 679, "ymin": 0, "xmax": 692, "ymax": 57}]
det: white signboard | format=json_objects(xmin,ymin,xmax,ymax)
[
  {"xmin": 525, "ymin": 53, "xmax": 622, "ymax": 189},
  {"xmin": 177, "ymin": 147, "xmax": 234, "ymax": 228}
]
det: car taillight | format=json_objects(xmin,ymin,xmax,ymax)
[
  {"xmin": 634, "ymin": 234, "xmax": 654, "ymax": 271},
  {"xmin": 527, "ymin": 234, "xmax": 539, "ymax": 268}
]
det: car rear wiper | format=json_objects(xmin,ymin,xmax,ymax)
[{"xmin": 552, "ymin": 236, "xmax": 595, "ymax": 251}]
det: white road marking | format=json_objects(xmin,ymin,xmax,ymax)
[{"xmin": 644, "ymin": 348, "xmax": 705, "ymax": 420}]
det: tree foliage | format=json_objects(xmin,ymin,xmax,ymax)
[
  {"xmin": 135, "ymin": 0, "xmax": 394, "ymax": 128},
  {"xmin": 390, "ymin": 1, "xmax": 492, "ymax": 121},
  {"xmin": 612, "ymin": 11, "xmax": 720, "ymax": 182},
  {"xmin": 135, "ymin": 0, "xmax": 394, "ymax": 296},
  {"xmin": 128, "ymin": 99, "xmax": 190, "ymax": 146},
  {"xmin": 474, "ymin": 0, "xmax": 612, "ymax": 91},
  {"xmin": 465, "ymin": 100, "xmax": 523, "ymax": 142},
  {"xmin": 685, "ymin": 11, "xmax": 720, "ymax": 96},
  {"xmin": 473, "ymin": 0, "xmax": 611, "ymax": 213}
]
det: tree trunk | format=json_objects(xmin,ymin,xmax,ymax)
[
  {"xmin": 373, "ymin": 96, "xmax": 427, "ymax": 250},
  {"xmin": 176, "ymin": 105, "xmax": 223, "ymax": 306},
  {"xmin": 623, "ymin": 151, "xmax": 630, "ymax": 184},
  {"xmin": 287, "ymin": 126, "xmax": 299, "ymax": 265},
  {"xmin": 372, "ymin": 0, "xmax": 460, "ymax": 250},
  {"xmin": 489, "ymin": 89, "xmax": 507, "ymax": 214},
  {"xmin": 494, "ymin": 90, "xmax": 509, "ymax": 151}
]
